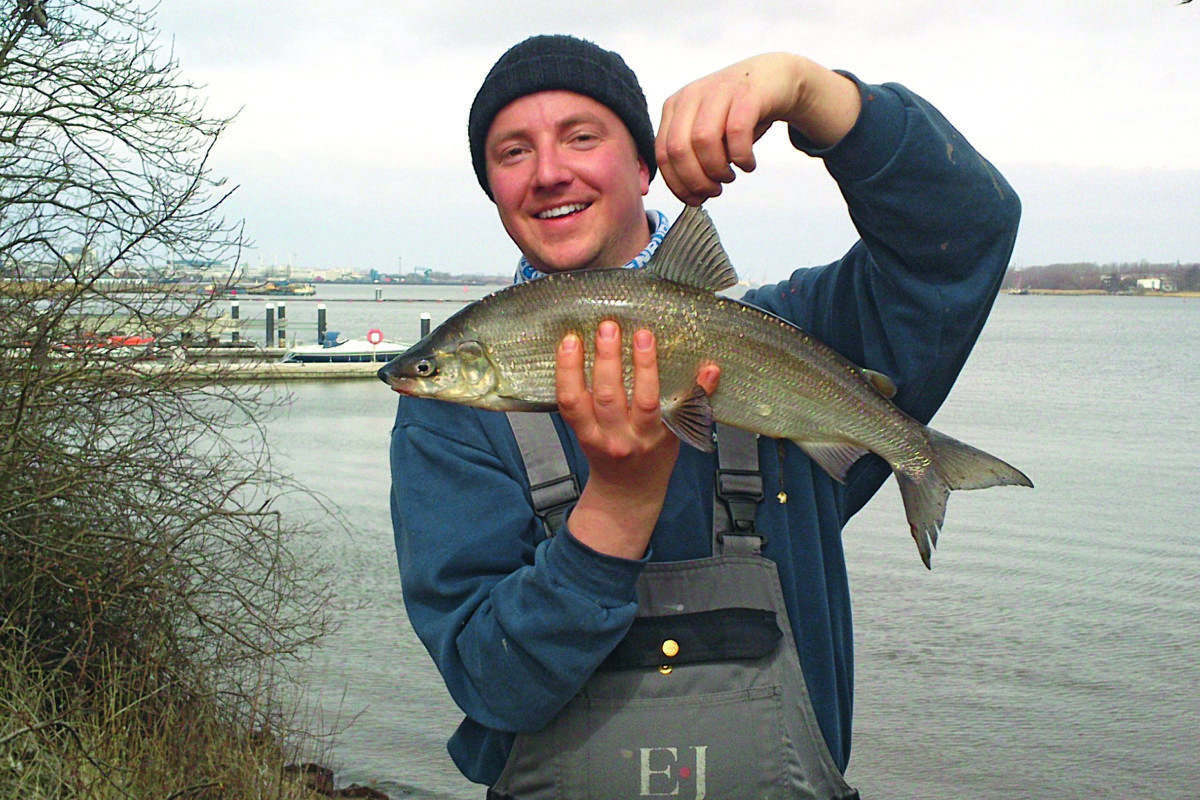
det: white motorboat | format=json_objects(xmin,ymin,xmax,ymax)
[{"xmin": 281, "ymin": 332, "xmax": 407, "ymax": 363}]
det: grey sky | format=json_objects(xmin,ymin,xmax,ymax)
[{"xmin": 154, "ymin": 0, "xmax": 1199, "ymax": 281}]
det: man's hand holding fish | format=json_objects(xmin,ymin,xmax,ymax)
[{"xmin": 556, "ymin": 322, "xmax": 721, "ymax": 561}]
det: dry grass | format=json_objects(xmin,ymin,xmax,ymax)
[{"xmin": 0, "ymin": 630, "xmax": 333, "ymax": 800}]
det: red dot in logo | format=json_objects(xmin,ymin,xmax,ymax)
[{"xmin": 679, "ymin": 767, "xmax": 692, "ymax": 780}]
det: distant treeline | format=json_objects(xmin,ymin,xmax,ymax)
[{"xmin": 1005, "ymin": 262, "xmax": 1200, "ymax": 293}]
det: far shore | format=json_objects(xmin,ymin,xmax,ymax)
[{"xmin": 1010, "ymin": 289, "xmax": 1200, "ymax": 298}]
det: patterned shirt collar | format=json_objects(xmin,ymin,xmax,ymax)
[{"xmin": 512, "ymin": 209, "xmax": 670, "ymax": 284}]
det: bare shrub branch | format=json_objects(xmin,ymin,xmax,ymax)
[{"xmin": 2, "ymin": 1, "xmax": 335, "ymax": 795}]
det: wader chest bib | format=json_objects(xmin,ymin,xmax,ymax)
[{"xmin": 493, "ymin": 414, "xmax": 859, "ymax": 800}]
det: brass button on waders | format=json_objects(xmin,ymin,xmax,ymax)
[{"xmin": 659, "ymin": 639, "xmax": 680, "ymax": 674}]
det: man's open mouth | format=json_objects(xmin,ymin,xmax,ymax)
[{"xmin": 536, "ymin": 203, "xmax": 589, "ymax": 220}]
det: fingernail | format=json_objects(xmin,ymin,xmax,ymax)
[
  {"xmin": 561, "ymin": 334, "xmax": 579, "ymax": 353},
  {"xmin": 598, "ymin": 321, "xmax": 617, "ymax": 340},
  {"xmin": 634, "ymin": 329, "xmax": 653, "ymax": 350}
]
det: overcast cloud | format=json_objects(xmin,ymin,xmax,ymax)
[{"xmin": 153, "ymin": 0, "xmax": 1199, "ymax": 281}]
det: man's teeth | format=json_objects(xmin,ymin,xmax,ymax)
[{"xmin": 537, "ymin": 204, "xmax": 588, "ymax": 219}]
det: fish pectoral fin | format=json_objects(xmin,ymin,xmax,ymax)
[
  {"xmin": 795, "ymin": 439, "xmax": 871, "ymax": 483},
  {"xmin": 661, "ymin": 384, "xmax": 715, "ymax": 452}
]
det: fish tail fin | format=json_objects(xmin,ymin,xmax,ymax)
[{"xmin": 897, "ymin": 428, "xmax": 1033, "ymax": 569}]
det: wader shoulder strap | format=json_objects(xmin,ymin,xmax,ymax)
[
  {"xmin": 506, "ymin": 412, "xmax": 579, "ymax": 537},
  {"xmin": 712, "ymin": 424, "xmax": 766, "ymax": 556},
  {"xmin": 506, "ymin": 415, "xmax": 765, "ymax": 555}
]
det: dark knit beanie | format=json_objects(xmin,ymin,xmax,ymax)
[{"xmin": 468, "ymin": 34, "xmax": 657, "ymax": 199}]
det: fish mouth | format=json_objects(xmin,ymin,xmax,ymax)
[
  {"xmin": 535, "ymin": 202, "xmax": 590, "ymax": 220},
  {"xmin": 376, "ymin": 361, "xmax": 412, "ymax": 394},
  {"xmin": 381, "ymin": 376, "xmax": 414, "ymax": 395}
]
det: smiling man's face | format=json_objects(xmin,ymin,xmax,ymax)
[{"xmin": 484, "ymin": 90, "xmax": 651, "ymax": 273}]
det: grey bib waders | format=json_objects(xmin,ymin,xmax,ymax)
[{"xmin": 494, "ymin": 413, "xmax": 859, "ymax": 800}]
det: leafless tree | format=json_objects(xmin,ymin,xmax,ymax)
[{"xmin": 1, "ymin": 1, "xmax": 333, "ymax": 791}]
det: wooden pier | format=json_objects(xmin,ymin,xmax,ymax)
[
  {"xmin": 179, "ymin": 359, "xmax": 387, "ymax": 382},
  {"xmin": 153, "ymin": 346, "xmax": 394, "ymax": 382}
]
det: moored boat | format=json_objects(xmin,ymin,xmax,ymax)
[
  {"xmin": 281, "ymin": 333, "xmax": 407, "ymax": 363},
  {"xmin": 243, "ymin": 281, "xmax": 317, "ymax": 296}
]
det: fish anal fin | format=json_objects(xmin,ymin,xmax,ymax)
[
  {"xmin": 644, "ymin": 205, "xmax": 739, "ymax": 292},
  {"xmin": 662, "ymin": 384, "xmax": 715, "ymax": 452},
  {"xmin": 863, "ymin": 369, "xmax": 897, "ymax": 399},
  {"xmin": 795, "ymin": 439, "xmax": 871, "ymax": 483}
]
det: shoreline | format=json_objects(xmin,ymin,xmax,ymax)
[{"xmin": 1008, "ymin": 289, "xmax": 1200, "ymax": 297}]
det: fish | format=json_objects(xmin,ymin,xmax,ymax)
[{"xmin": 378, "ymin": 205, "xmax": 1032, "ymax": 567}]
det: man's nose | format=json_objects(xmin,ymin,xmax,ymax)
[{"xmin": 533, "ymin": 146, "xmax": 572, "ymax": 188}]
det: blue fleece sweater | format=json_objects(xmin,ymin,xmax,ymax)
[{"xmin": 389, "ymin": 75, "xmax": 1020, "ymax": 786}]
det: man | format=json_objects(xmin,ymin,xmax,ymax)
[{"xmin": 389, "ymin": 34, "xmax": 1019, "ymax": 798}]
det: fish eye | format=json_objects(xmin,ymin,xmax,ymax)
[{"xmin": 414, "ymin": 358, "xmax": 436, "ymax": 376}]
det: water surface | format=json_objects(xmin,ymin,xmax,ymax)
[{"xmin": 262, "ymin": 290, "xmax": 1200, "ymax": 798}]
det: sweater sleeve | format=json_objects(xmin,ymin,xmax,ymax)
[
  {"xmin": 743, "ymin": 73, "xmax": 1021, "ymax": 520},
  {"xmin": 390, "ymin": 398, "xmax": 644, "ymax": 736}
]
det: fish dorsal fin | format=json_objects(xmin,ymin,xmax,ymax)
[
  {"xmin": 863, "ymin": 369, "xmax": 897, "ymax": 398},
  {"xmin": 644, "ymin": 205, "xmax": 739, "ymax": 292}
]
